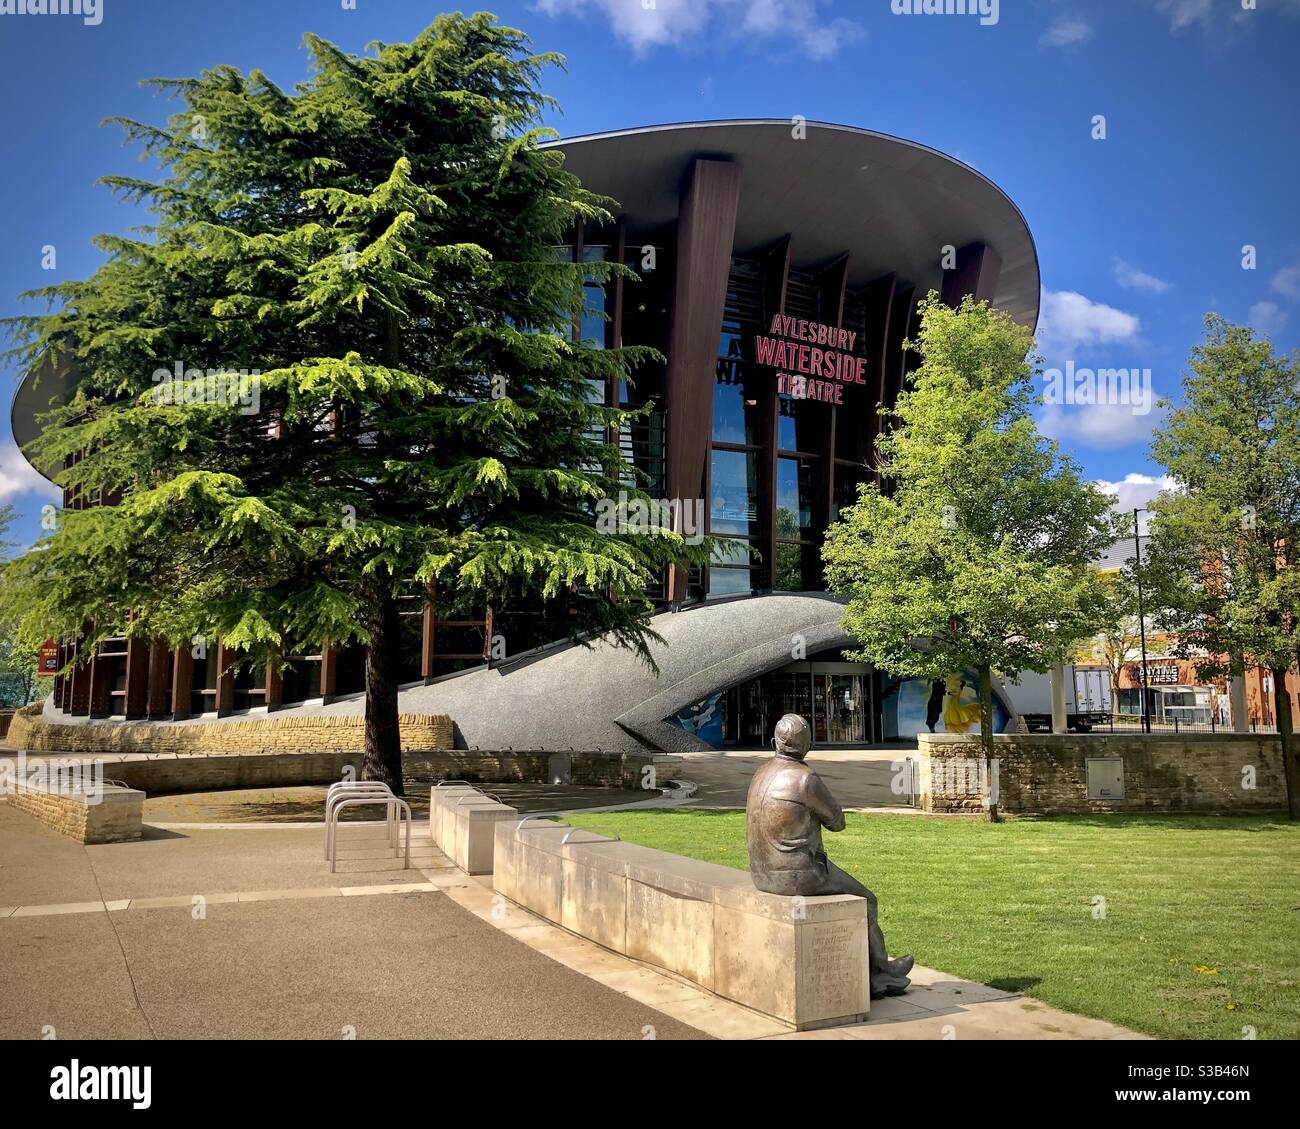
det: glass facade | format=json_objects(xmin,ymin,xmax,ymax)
[
  {"xmin": 670, "ymin": 653, "xmax": 880, "ymax": 747},
  {"xmin": 704, "ymin": 258, "xmax": 883, "ymax": 600}
]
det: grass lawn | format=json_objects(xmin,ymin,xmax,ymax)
[{"xmin": 564, "ymin": 808, "xmax": 1300, "ymax": 1040}]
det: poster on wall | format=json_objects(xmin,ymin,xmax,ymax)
[
  {"xmin": 883, "ymin": 672, "xmax": 1009, "ymax": 739},
  {"xmin": 670, "ymin": 693, "xmax": 725, "ymax": 746}
]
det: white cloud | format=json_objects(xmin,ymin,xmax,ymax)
[
  {"xmin": 1039, "ymin": 16, "xmax": 1092, "ymax": 48},
  {"xmin": 1114, "ymin": 258, "xmax": 1171, "ymax": 294},
  {"xmin": 1271, "ymin": 262, "xmax": 1300, "ymax": 301},
  {"xmin": 1248, "ymin": 300, "xmax": 1288, "ymax": 337},
  {"xmin": 534, "ymin": 0, "xmax": 864, "ymax": 59},
  {"xmin": 1039, "ymin": 396, "xmax": 1164, "ymax": 452},
  {"xmin": 1095, "ymin": 473, "xmax": 1179, "ymax": 530},
  {"xmin": 1151, "ymin": 0, "xmax": 1214, "ymax": 32},
  {"xmin": 1037, "ymin": 289, "xmax": 1142, "ymax": 352},
  {"xmin": 1149, "ymin": 0, "xmax": 1300, "ymax": 31},
  {"xmin": 0, "ymin": 441, "xmax": 59, "ymax": 505}
]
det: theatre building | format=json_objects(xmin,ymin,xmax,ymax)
[{"xmin": 13, "ymin": 120, "xmax": 1038, "ymax": 751}]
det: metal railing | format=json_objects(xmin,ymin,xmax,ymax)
[{"xmin": 1094, "ymin": 712, "xmax": 1277, "ymax": 736}]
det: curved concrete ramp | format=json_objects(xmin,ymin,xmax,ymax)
[{"xmin": 400, "ymin": 593, "xmax": 854, "ymax": 753}]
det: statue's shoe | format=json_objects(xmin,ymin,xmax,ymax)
[{"xmin": 868, "ymin": 955, "xmax": 914, "ymax": 998}]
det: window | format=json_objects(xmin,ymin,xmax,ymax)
[
  {"xmin": 707, "ymin": 565, "xmax": 753, "ymax": 598},
  {"xmin": 777, "ymin": 393, "xmax": 829, "ymax": 454},
  {"xmin": 776, "ymin": 457, "xmax": 815, "ymax": 533},
  {"xmin": 712, "ymin": 358, "xmax": 765, "ymax": 446},
  {"xmin": 775, "ymin": 457, "xmax": 822, "ymax": 591},
  {"xmin": 710, "ymin": 449, "xmax": 761, "ymax": 538},
  {"xmin": 580, "ymin": 245, "xmax": 608, "ymax": 348}
]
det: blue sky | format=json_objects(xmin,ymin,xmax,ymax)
[{"xmin": 2, "ymin": 0, "xmax": 1297, "ymax": 549}]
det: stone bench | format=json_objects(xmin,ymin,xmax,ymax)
[
  {"xmin": 494, "ymin": 821, "xmax": 871, "ymax": 1030},
  {"xmin": 429, "ymin": 786, "xmax": 518, "ymax": 875},
  {"xmin": 9, "ymin": 779, "xmax": 144, "ymax": 844}
]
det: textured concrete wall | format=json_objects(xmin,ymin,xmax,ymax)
[
  {"xmin": 494, "ymin": 821, "xmax": 872, "ymax": 1030},
  {"xmin": 10, "ymin": 783, "xmax": 144, "ymax": 844},
  {"xmin": 916, "ymin": 732, "xmax": 1287, "ymax": 814}
]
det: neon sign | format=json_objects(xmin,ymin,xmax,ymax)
[{"xmin": 752, "ymin": 314, "xmax": 868, "ymax": 404}]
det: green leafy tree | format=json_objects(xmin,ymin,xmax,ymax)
[
  {"xmin": 1142, "ymin": 314, "xmax": 1300, "ymax": 817},
  {"xmin": 0, "ymin": 505, "xmax": 47, "ymax": 708},
  {"xmin": 823, "ymin": 296, "xmax": 1119, "ymax": 818},
  {"xmin": 3, "ymin": 14, "xmax": 706, "ymax": 788}
]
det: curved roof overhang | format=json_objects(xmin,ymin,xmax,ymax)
[
  {"xmin": 545, "ymin": 119, "xmax": 1039, "ymax": 329},
  {"xmin": 9, "ymin": 354, "xmax": 79, "ymax": 485}
]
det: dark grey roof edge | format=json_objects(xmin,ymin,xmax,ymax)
[{"xmin": 543, "ymin": 117, "xmax": 1041, "ymax": 335}]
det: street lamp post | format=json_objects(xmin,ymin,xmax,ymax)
[{"xmin": 1132, "ymin": 507, "xmax": 1152, "ymax": 734}]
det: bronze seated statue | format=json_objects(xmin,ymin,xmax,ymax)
[{"xmin": 746, "ymin": 713, "xmax": 913, "ymax": 998}]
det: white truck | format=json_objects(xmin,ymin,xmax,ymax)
[{"xmin": 1003, "ymin": 665, "xmax": 1114, "ymax": 733}]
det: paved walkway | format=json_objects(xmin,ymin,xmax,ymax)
[
  {"xmin": 0, "ymin": 799, "xmax": 1143, "ymax": 1040},
  {"xmin": 669, "ymin": 747, "xmax": 918, "ymax": 810},
  {"xmin": 0, "ymin": 803, "xmax": 705, "ymax": 1040}
]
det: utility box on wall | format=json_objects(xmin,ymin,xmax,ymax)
[{"xmin": 1086, "ymin": 757, "xmax": 1125, "ymax": 801}]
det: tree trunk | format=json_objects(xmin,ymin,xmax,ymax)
[
  {"xmin": 362, "ymin": 592, "xmax": 404, "ymax": 794},
  {"xmin": 1272, "ymin": 667, "xmax": 1299, "ymax": 820},
  {"xmin": 979, "ymin": 664, "xmax": 999, "ymax": 823}
]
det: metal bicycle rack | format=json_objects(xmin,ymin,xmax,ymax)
[
  {"xmin": 327, "ymin": 793, "xmax": 412, "ymax": 874},
  {"xmin": 324, "ymin": 781, "xmax": 397, "ymax": 859}
]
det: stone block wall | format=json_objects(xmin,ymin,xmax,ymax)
[
  {"xmin": 4, "ymin": 747, "xmax": 667, "ymax": 798},
  {"xmin": 916, "ymin": 732, "xmax": 1287, "ymax": 814},
  {"xmin": 10, "ymin": 782, "xmax": 144, "ymax": 844},
  {"xmin": 7, "ymin": 705, "xmax": 452, "ymax": 756}
]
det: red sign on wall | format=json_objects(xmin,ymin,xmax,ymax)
[
  {"xmin": 39, "ymin": 639, "xmax": 59, "ymax": 674},
  {"xmin": 752, "ymin": 314, "xmax": 868, "ymax": 405}
]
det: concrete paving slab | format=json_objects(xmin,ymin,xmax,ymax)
[
  {"xmin": 78, "ymin": 896, "xmax": 708, "ymax": 1039},
  {"xmin": 0, "ymin": 802, "xmax": 102, "ymax": 907},
  {"xmin": 82, "ymin": 826, "xmax": 428, "ymax": 901},
  {"xmin": 0, "ymin": 912, "xmax": 154, "ymax": 1040}
]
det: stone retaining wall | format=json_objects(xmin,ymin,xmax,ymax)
[
  {"xmin": 916, "ymin": 732, "xmax": 1288, "ymax": 814},
  {"xmin": 3, "ymin": 748, "xmax": 669, "ymax": 797},
  {"xmin": 10, "ymin": 782, "xmax": 144, "ymax": 844},
  {"xmin": 7, "ymin": 705, "xmax": 453, "ymax": 756}
]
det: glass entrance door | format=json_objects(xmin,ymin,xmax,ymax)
[{"xmin": 815, "ymin": 673, "xmax": 867, "ymax": 744}]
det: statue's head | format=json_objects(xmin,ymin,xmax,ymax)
[{"xmin": 773, "ymin": 713, "xmax": 812, "ymax": 760}]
